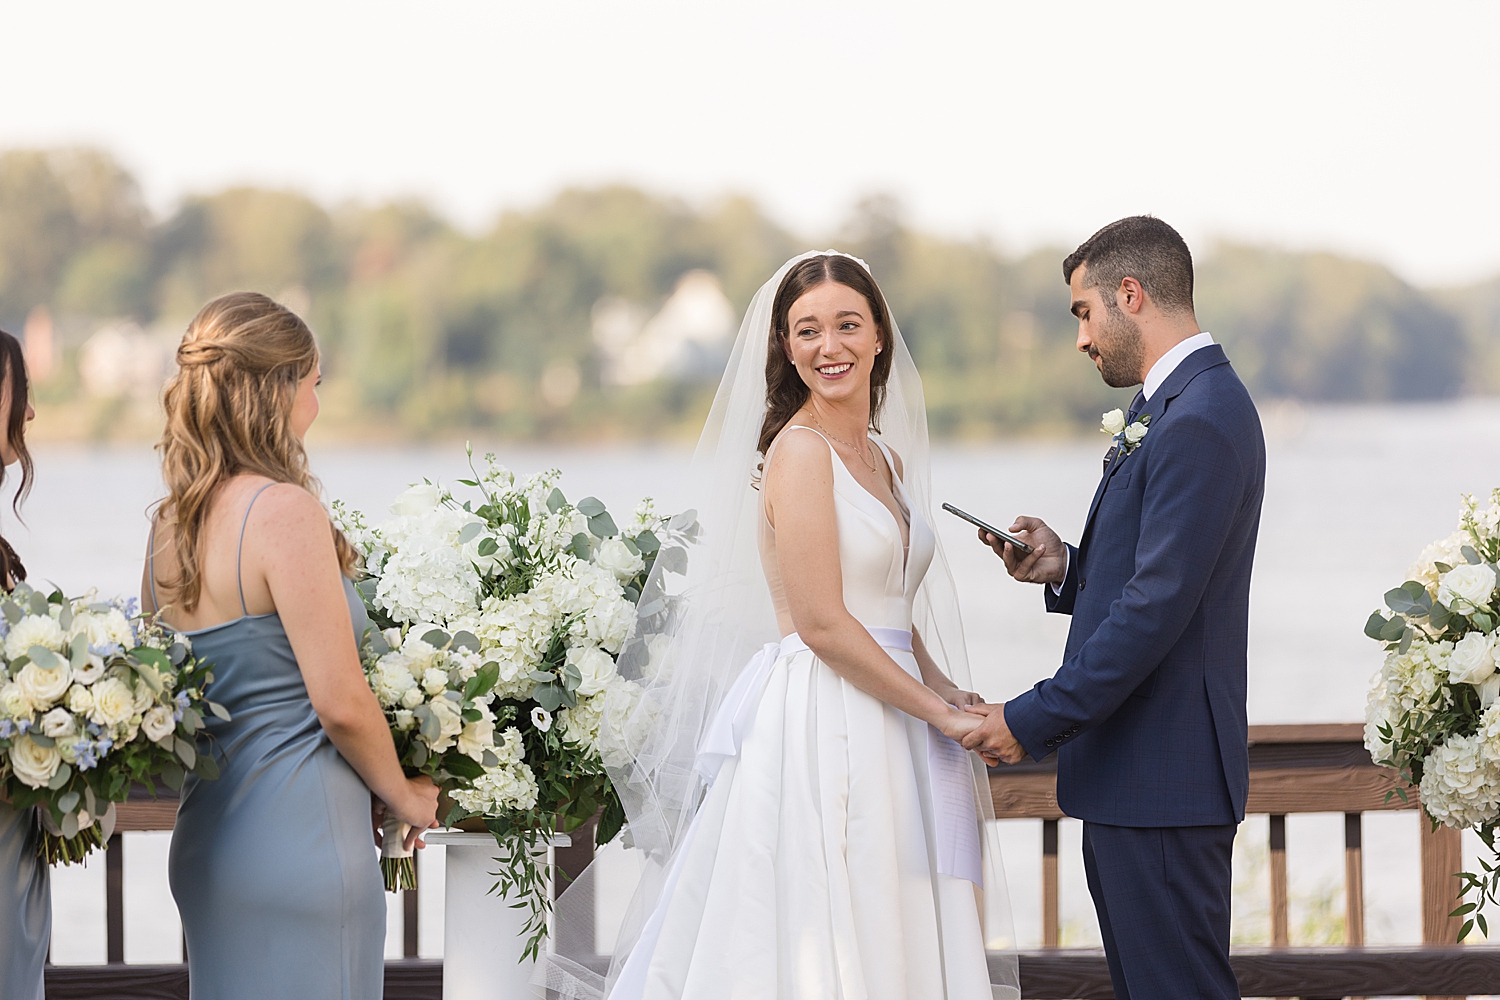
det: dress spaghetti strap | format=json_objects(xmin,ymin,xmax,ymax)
[{"xmin": 236, "ymin": 483, "xmax": 277, "ymax": 617}]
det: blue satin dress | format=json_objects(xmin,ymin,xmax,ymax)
[
  {"xmin": 163, "ymin": 485, "xmax": 385, "ymax": 999},
  {"xmin": 0, "ymin": 800, "xmax": 48, "ymax": 999}
]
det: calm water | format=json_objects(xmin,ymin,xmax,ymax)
[{"xmin": 36, "ymin": 399, "xmax": 1500, "ymax": 961}]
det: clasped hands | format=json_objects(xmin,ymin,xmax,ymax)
[{"xmin": 936, "ymin": 691, "xmax": 1025, "ymax": 766}]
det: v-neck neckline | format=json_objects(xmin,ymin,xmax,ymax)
[{"xmin": 819, "ymin": 429, "xmax": 912, "ymax": 578}]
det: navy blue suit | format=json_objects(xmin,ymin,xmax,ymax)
[{"xmin": 1005, "ymin": 344, "xmax": 1265, "ymax": 999}]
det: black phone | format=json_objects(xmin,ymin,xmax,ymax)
[{"xmin": 942, "ymin": 503, "xmax": 1035, "ymax": 555}]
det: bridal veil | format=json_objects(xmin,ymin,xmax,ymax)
[{"xmin": 536, "ymin": 251, "xmax": 1020, "ymax": 999}]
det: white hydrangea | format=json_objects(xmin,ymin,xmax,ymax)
[
  {"xmin": 558, "ymin": 692, "xmax": 604, "ymax": 749},
  {"xmin": 373, "ymin": 492, "xmax": 488, "ymax": 627},
  {"xmin": 1420, "ymin": 734, "xmax": 1500, "ymax": 829},
  {"xmin": 596, "ymin": 675, "xmax": 649, "ymax": 769},
  {"xmin": 1365, "ymin": 638, "xmax": 1454, "ymax": 766},
  {"xmin": 1411, "ymin": 531, "xmax": 1472, "ymax": 595},
  {"xmin": 451, "ymin": 727, "xmax": 538, "ymax": 813},
  {"xmin": 4, "ymin": 615, "xmax": 66, "ymax": 661}
]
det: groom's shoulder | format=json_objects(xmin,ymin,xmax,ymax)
[{"xmin": 1164, "ymin": 360, "xmax": 1264, "ymax": 457}]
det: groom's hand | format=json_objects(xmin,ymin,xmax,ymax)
[
  {"xmin": 960, "ymin": 702, "xmax": 1025, "ymax": 764},
  {"xmin": 981, "ymin": 516, "xmax": 1066, "ymax": 586}
]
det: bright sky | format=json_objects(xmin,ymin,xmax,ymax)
[{"xmin": 4, "ymin": 1, "xmax": 1496, "ymax": 286}]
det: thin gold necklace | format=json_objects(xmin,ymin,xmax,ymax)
[{"xmin": 812, "ymin": 414, "xmax": 879, "ymax": 475}]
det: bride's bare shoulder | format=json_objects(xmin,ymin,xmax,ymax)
[{"xmin": 763, "ymin": 424, "xmax": 834, "ymax": 496}]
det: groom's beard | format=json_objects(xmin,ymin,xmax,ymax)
[{"xmin": 1091, "ymin": 306, "xmax": 1146, "ymax": 389}]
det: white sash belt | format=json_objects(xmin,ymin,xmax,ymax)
[{"xmin": 693, "ymin": 625, "xmax": 982, "ymax": 887}]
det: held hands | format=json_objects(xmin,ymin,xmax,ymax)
[
  {"xmin": 960, "ymin": 702, "xmax": 1026, "ymax": 765},
  {"xmin": 980, "ymin": 516, "xmax": 1066, "ymax": 586}
]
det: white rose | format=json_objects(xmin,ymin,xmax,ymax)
[
  {"xmin": 9, "ymin": 735, "xmax": 61, "ymax": 789},
  {"xmin": 1450, "ymin": 632, "xmax": 1498, "ymax": 686},
  {"xmin": 457, "ymin": 718, "xmax": 495, "ymax": 760},
  {"xmin": 394, "ymin": 710, "xmax": 416, "ymax": 731},
  {"xmin": 421, "ymin": 667, "xmax": 450, "ymax": 696},
  {"xmin": 72, "ymin": 655, "xmax": 105, "ymax": 685},
  {"xmin": 38, "ymin": 707, "xmax": 76, "ymax": 739},
  {"xmin": 141, "ymin": 705, "xmax": 176, "ymax": 743},
  {"xmin": 89, "ymin": 677, "xmax": 136, "ymax": 727},
  {"xmin": 595, "ymin": 537, "xmax": 645, "ymax": 581},
  {"xmin": 131, "ymin": 680, "xmax": 154, "ymax": 715},
  {"xmin": 3, "ymin": 615, "xmax": 66, "ymax": 662},
  {"xmin": 390, "ymin": 483, "xmax": 443, "ymax": 516},
  {"xmin": 566, "ymin": 644, "xmax": 617, "ymax": 697},
  {"xmin": 0, "ymin": 681, "xmax": 32, "ymax": 719},
  {"xmin": 425, "ymin": 697, "xmax": 465, "ymax": 751},
  {"xmin": 371, "ymin": 659, "xmax": 417, "ymax": 708},
  {"xmin": 1123, "ymin": 420, "xmax": 1149, "ymax": 445},
  {"xmin": 69, "ymin": 608, "xmax": 135, "ymax": 650},
  {"xmin": 66, "ymin": 684, "xmax": 93, "ymax": 715},
  {"xmin": 1439, "ymin": 563, "xmax": 1497, "ymax": 611},
  {"xmin": 400, "ymin": 687, "xmax": 425, "ymax": 709},
  {"xmin": 531, "ymin": 706, "xmax": 552, "ymax": 732},
  {"xmin": 14, "ymin": 661, "xmax": 73, "ymax": 709},
  {"xmin": 1100, "ymin": 409, "xmax": 1126, "ymax": 436}
]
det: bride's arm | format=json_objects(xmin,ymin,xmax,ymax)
[
  {"xmin": 766, "ymin": 431, "xmax": 980, "ymax": 742},
  {"xmin": 911, "ymin": 630, "xmax": 981, "ymax": 708}
]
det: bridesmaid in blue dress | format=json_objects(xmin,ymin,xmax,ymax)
[
  {"xmin": 141, "ymin": 293, "xmax": 438, "ymax": 999},
  {"xmin": 0, "ymin": 329, "xmax": 44, "ymax": 999}
]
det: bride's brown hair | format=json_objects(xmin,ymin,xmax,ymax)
[
  {"xmin": 757, "ymin": 255, "xmax": 895, "ymax": 455},
  {"xmin": 155, "ymin": 292, "xmax": 357, "ymax": 611}
]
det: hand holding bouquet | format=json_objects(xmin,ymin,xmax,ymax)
[{"xmin": 0, "ymin": 582, "xmax": 226, "ymax": 863}]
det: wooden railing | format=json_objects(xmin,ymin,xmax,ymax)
[{"xmin": 43, "ymin": 724, "xmax": 1500, "ymax": 999}]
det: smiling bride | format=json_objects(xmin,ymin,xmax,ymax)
[{"xmin": 539, "ymin": 252, "xmax": 1019, "ymax": 1000}]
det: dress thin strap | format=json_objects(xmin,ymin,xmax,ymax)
[
  {"xmin": 147, "ymin": 522, "xmax": 162, "ymax": 611},
  {"xmin": 236, "ymin": 483, "xmax": 277, "ymax": 617},
  {"xmin": 766, "ymin": 423, "xmax": 835, "ymax": 465}
]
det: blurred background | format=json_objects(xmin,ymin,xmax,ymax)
[{"xmin": 5, "ymin": 0, "xmax": 1500, "ymax": 963}]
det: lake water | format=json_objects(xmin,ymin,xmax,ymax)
[{"xmin": 35, "ymin": 399, "xmax": 1500, "ymax": 963}]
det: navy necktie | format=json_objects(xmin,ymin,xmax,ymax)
[{"xmin": 1127, "ymin": 390, "xmax": 1146, "ymax": 424}]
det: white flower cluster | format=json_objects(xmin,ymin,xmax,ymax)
[
  {"xmin": 450, "ymin": 727, "xmax": 538, "ymax": 814},
  {"xmin": 0, "ymin": 599, "xmax": 190, "ymax": 789},
  {"xmin": 367, "ymin": 630, "xmax": 497, "ymax": 762}
]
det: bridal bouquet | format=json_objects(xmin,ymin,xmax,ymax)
[
  {"xmin": 335, "ymin": 447, "xmax": 694, "ymax": 958},
  {"xmin": 1365, "ymin": 489, "xmax": 1500, "ymax": 939},
  {"xmin": 0, "ymin": 583, "xmax": 226, "ymax": 864}
]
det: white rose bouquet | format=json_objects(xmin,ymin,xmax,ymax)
[
  {"xmin": 334, "ymin": 446, "xmax": 695, "ymax": 958},
  {"xmin": 0, "ymin": 582, "xmax": 226, "ymax": 864},
  {"xmin": 1365, "ymin": 488, "xmax": 1500, "ymax": 939}
]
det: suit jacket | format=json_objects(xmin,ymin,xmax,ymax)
[{"xmin": 1004, "ymin": 344, "xmax": 1266, "ymax": 827}]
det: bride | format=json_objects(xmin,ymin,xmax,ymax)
[{"xmin": 540, "ymin": 252, "xmax": 1019, "ymax": 1000}]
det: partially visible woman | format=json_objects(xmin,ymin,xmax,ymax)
[
  {"xmin": 143, "ymin": 293, "xmax": 437, "ymax": 999},
  {"xmin": 0, "ymin": 329, "xmax": 43, "ymax": 999}
]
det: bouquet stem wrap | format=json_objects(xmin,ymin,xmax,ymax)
[{"xmin": 381, "ymin": 813, "xmax": 415, "ymax": 891}]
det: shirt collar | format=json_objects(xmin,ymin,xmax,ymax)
[{"xmin": 1143, "ymin": 331, "xmax": 1215, "ymax": 401}]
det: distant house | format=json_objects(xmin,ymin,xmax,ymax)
[
  {"xmin": 79, "ymin": 322, "xmax": 177, "ymax": 399},
  {"xmin": 593, "ymin": 271, "xmax": 735, "ymax": 386}
]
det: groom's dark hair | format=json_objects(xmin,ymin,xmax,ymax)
[{"xmin": 1062, "ymin": 216, "xmax": 1195, "ymax": 314}]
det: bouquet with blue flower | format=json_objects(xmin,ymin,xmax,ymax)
[{"xmin": 0, "ymin": 582, "xmax": 227, "ymax": 864}]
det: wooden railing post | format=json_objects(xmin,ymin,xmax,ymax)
[
  {"xmin": 106, "ymin": 833, "xmax": 125, "ymax": 964},
  {"xmin": 1041, "ymin": 819, "xmax": 1059, "ymax": 948},
  {"xmin": 1419, "ymin": 817, "xmax": 1465, "ymax": 1000},
  {"xmin": 402, "ymin": 887, "xmax": 419, "ymax": 958},
  {"xmin": 1269, "ymin": 814, "xmax": 1288, "ymax": 947},
  {"xmin": 1345, "ymin": 812, "xmax": 1364, "ymax": 946}
]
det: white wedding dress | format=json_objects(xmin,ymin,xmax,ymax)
[{"xmin": 612, "ymin": 425, "xmax": 993, "ymax": 999}]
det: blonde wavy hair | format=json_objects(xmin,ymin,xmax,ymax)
[{"xmin": 155, "ymin": 291, "xmax": 357, "ymax": 612}]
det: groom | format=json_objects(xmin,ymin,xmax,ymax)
[{"xmin": 962, "ymin": 216, "xmax": 1265, "ymax": 1000}]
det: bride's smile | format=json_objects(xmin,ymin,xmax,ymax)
[{"xmin": 785, "ymin": 281, "xmax": 881, "ymax": 403}]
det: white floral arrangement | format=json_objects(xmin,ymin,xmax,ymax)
[
  {"xmin": 1365, "ymin": 489, "xmax": 1500, "ymax": 939},
  {"xmin": 335, "ymin": 447, "xmax": 695, "ymax": 958},
  {"xmin": 0, "ymin": 583, "xmax": 226, "ymax": 864}
]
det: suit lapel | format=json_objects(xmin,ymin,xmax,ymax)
[{"xmin": 1077, "ymin": 345, "xmax": 1232, "ymax": 552}]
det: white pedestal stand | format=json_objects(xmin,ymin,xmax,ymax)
[{"xmin": 426, "ymin": 830, "xmax": 571, "ymax": 1000}]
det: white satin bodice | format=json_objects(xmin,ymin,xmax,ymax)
[{"xmin": 759, "ymin": 425, "xmax": 936, "ymax": 634}]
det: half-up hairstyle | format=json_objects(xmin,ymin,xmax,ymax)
[
  {"xmin": 156, "ymin": 292, "xmax": 356, "ymax": 611},
  {"xmin": 0, "ymin": 331, "xmax": 32, "ymax": 587},
  {"xmin": 757, "ymin": 254, "xmax": 894, "ymax": 455}
]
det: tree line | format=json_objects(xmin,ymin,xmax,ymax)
[{"xmin": 0, "ymin": 148, "xmax": 1490, "ymax": 440}]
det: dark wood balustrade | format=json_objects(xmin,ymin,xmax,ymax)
[{"xmin": 46, "ymin": 724, "xmax": 1500, "ymax": 999}]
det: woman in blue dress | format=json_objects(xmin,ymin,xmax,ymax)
[
  {"xmin": 142, "ymin": 292, "xmax": 438, "ymax": 999},
  {"xmin": 0, "ymin": 328, "xmax": 44, "ymax": 999}
]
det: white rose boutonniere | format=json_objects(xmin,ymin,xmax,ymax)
[{"xmin": 1101, "ymin": 409, "xmax": 1151, "ymax": 459}]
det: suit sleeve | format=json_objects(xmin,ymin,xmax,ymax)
[
  {"xmin": 1044, "ymin": 544, "xmax": 1079, "ymax": 616},
  {"xmin": 1005, "ymin": 413, "xmax": 1248, "ymax": 761}
]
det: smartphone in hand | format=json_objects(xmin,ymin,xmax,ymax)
[{"xmin": 941, "ymin": 503, "xmax": 1035, "ymax": 555}]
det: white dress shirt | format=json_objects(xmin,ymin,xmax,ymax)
[{"xmin": 1049, "ymin": 332, "xmax": 1216, "ymax": 593}]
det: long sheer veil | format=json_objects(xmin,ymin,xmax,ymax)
[{"xmin": 536, "ymin": 251, "xmax": 1020, "ymax": 999}]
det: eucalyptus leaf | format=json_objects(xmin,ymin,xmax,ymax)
[
  {"xmin": 174, "ymin": 737, "xmax": 197, "ymax": 770},
  {"xmin": 534, "ymin": 684, "xmax": 563, "ymax": 712},
  {"xmin": 58, "ymin": 604, "xmax": 73, "ymax": 631},
  {"xmin": 657, "ymin": 547, "xmax": 689, "ymax": 575},
  {"xmin": 569, "ymin": 533, "xmax": 592, "ymax": 560},
  {"xmin": 1, "ymin": 600, "xmax": 20, "ymax": 625},
  {"xmin": 1364, "ymin": 611, "xmax": 1389, "ymax": 640},
  {"xmin": 421, "ymin": 629, "xmax": 451, "ymax": 648},
  {"xmin": 48, "ymin": 763, "xmax": 71, "ymax": 790},
  {"xmin": 1431, "ymin": 603, "xmax": 1454, "ymax": 630},
  {"xmin": 1399, "ymin": 627, "xmax": 1414, "ymax": 654},
  {"xmin": 1436, "ymin": 562, "xmax": 1455, "ymax": 574},
  {"xmin": 547, "ymin": 488, "xmax": 567, "ymax": 513},
  {"xmin": 28, "ymin": 732, "xmax": 55, "ymax": 749},
  {"xmin": 1386, "ymin": 588, "xmax": 1417, "ymax": 613},
  {"xmin": 1379, "ymin": 616, "xmax": 1408, "ymax": 641},
  {"xmin": 207, "ymin": 701, "xmax": 231, "ymax": 722},
  {"xmin": 168, "ymin": 642, "xmax": 188, "ymax": 666},
  {"xmin": 575, "ymin": 496, "xmax": 607, "ymax": 517},
  {"xmin": 637, "ymin": 599, "xmax": 665, "ymax": 618},
  {"xmin": 367, "ymin": 627, "xmax": 391, "ymax": 656},
  {"xmin": 27, "ymin": 592, "xmax": 48, "ymax": 616},
  {"xmin": 58, "ymin": 790, "xmax": 80, "ymax": 814},
  {"xmin": 132, "ymin": 647, "xmax": 170, "ymax": 672},
  {"xmin": 83, "ymin": 785, "xmax": 98, "ymax": 818},
  {"xmin": 1464, "ymin": 545, "xmax": 1483, "ymax": 565},
  {"xmin": 481, "ymin": 750, "xmax": 499, "ymax": 768},
  {"xmin": 134, "ymin": 663, "xmax": 164, "ymax": 693},
  {"xmin": 182, "ymin": 707, "xmax": 203, "ymax": 732},
  {"xmin": 633, "ymin": 529, "xmax": 660, "ymax": 555},
  {"xmin": 622, "ymin": 536, "xmax": 640, "ymax": 556},
  {"xmin": 193, "ymin": 752, "xmax": 220, "ymax": 780},
  {"xmin": 529, "ymin": 670, "xmax": 556, "ymax": 684},
  {"xmin": 669, "ymin": 509, "xmax": 698, "ymax": 530},
  {"xmin": 457, "ymin": 521, "xmax": 483, "ymax": 545},
  {"xmin": 60, "ymin": 811, "xmax": 78, "ymax": 839},
  {"xmin": 1477, "ymin": 612, "xmax": 1495, "ymax": 634},
  {"xmin": 588, "ymin": 512, "xmax": 618, "ymax": 538},
  {"xmin": 161, "ymin": 761, "xmax": 184, "ymax": 791},
  {"xmin": 27, "ymin": 646, "xmax": 63, "ymax": 671},
  {"xmin": 421, "ymin": 711, "xmax": 441, "ymax": 744},
  {"xmin": 477, "ymin": 537, "xmax": 499, "ymax": 557},
  {"xmin": 69, "ymin": 635, "xmax": 89, "ymax": 669},
  {"xmin": 410, "ymin": 744, "xmax": 429, "ymax": 768},
  {"xmin": 452, "ymin": 630, "xmax": 480, "ymax": 653}
]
